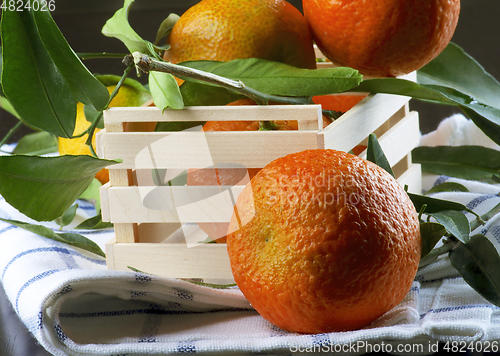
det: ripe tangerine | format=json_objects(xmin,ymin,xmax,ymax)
[
  {"xmin": 164, "ymin": 0, "xmax": 316, "ymax": 69},
  {"xmin": 303, "ymin": 0, "xmax": 460, "ymax": 77},
  {"xmin": 226, "ymin": 149, "xmax": 421, "ymax": 333}
]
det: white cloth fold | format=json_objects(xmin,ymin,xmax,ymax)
[{"xmin": 1, "ymin": 114, "xmax": 500, "ymax": 355}]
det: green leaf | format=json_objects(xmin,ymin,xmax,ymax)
[
  {"xmin": 32, "ymin": 9, "xmax": 109, "ymax": 111},
  {"xmin": 408, "ymin": 192, "xmax": 477, "ymax": 217},
  {"xmin": 449, "ymin": 234, "xmax": 500, "ymax": 307},
  {"xmin": 75, "ymin": 214, "xmax": 113, "ymax": 230},
  {"xmin": 418, "ymin": 42, "xmax": 500, "ymax": 110},
  {"xmin": 0, "ymin": 217, "xmax": 105, "ymax": 258},
  {"xmin": 154, "ymin": 13, "xmax": 179, "ymax": 46},
  {"xmin": 428, "ymin": 85, "xmax": 500, "ymax": 147},
  {"xmin": 149, "ymin": 71, "xmax": 184, "ymax": 111},
  {"xmin": 424, "ymin": 182, "xmax": 469, "ymax": 195},
  {"xmin": 1, "ymin": 9, "xmax": 76, "ymax": 138},
  {"xmin": 351, "ymin": 78, "xmax": 500, "ymax": 147},
  {"xmin": 83, "ymin": 104, "xmax": 103, "ymax": 129},
  {"xmin": 179, "ymin": 58, "xmax": 362, "ymax": 105},
  {"xmin": 187, "ymin": 280, "xmax": 238, "ymax": 289},
  {"xmin": 95, "ymin": 75, "xmax": 149, "ymax": 94},
  {"xmin": 0, "ymin": 46, "xmax": 3, "ymax": 96},
  {"xmin": 420, "ymin": 222, "xmax": 447, "ymax": 259},
  {"xmin": 412, "ymin": 145, "xmax": 500, "ymax": 180},
  {"xmin": 458, "ymin": 105, "xmax": 500, "ymax": 148},
  {"xmin": 352, "ymin": 77, "xmax": 455, "ymax": 105},
  {"xmin": 146, "ymin": 42, "xmax": 163, "ymax": 61},
  {"xmin": 0, "ymin": 155, "xmax": 119, "ymax": 221},
  {"xmin": 127, "ymin": 266, "xmax": 147, "ymax": 273},
  {"xmin": 0, "ymin": 95, "xmax": 20, "ymax": 119},
  {"xmin": 366, "ymin": 133, "xmax": 394, "ymax": 177},
  {"xmin": 12, "ymin": 131, "xmax": 58, "ymax": 155},
  {"xmin": 79, "ymin": 178, "xmax": 102, "ymax": 214},
  {"xmin": 55, "ymin": 204, "xmax": 78, "ymax": 229},
  {"xmin": 419, "ymin": 239, "xmax": 457, "ymax": 269},
  {"xmin": 180, "ymin": 82, "xmax": 244, "ymax": 107},
  {"xmin": 102, "ymin": 0, "xmax": 150, "ymax": 54},
  {"xmin": 1, "ymin": 95, "xmax": 41, "ymax": 131},
  {"xmin": 428, "ymin": 210, "xmax": 470, "ymax": 244}
]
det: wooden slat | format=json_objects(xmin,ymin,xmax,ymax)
[
  {"xmin": 371, "ymin": 105, "xmax": 407, "ymax": 140},
  {"xmin": 95, "ymin": 129, "xmax": 105, "ymax": 159},
  {"xmin": 391, "ymin": 154, "xmax": 411, "ymax": 179},
  {"xmin": 320, "ymin": 93, "xmax": 410, "ymax": 152},
  {"xmin": 114, "ymin": 223, "xmax": 137, "ymax": 243},
  {"xmin": 358, "ymin": 111, "xmax": 420, "ymax": 167},
  {"xmin": 316, "ymin": 62, "xmax": 337, "ymax": 69},
  {"xmin": 100, "ymin": 113, "xmax": 420, "ymax": 224},
  {"xmin": 100, "ymin": 131, "xmax": 320, "ymax": 169},
  {"xmin": 401, "ymin": 71, "xmax": 417, "ymax": 82},
  {"xmin": 103, "ymin": 104, "xmax": 322, "ymax": 125},
  {"xmin": 100, "ymin": 182, "xmax": 111, "ymax": 222},
  {"xmin": 108, "ymin": 169, "xmax": 131, "ymax": 186},
  {"xmin": 298, "ymin": 116, "xmax": 321, "ymax": 130},
  {"xmin": 106, "ymin": 241, "xmax": 235, "ymax": 282},
  {"xmin": 314, "ymin": 44, "xmax": 325, "ymax": 59},
  {"xmin": 104, "ymin": 185, "xmax": 246, "ymax": 224},
  {"xmin": 397, "ymin": 163, "xmax": 422, "ymax": 194},
  {"xmin": 100, "ymin": 116, "xmax": 137, "ymax": 243},
  {"xmin": 105, "ymin": 238, "xmax": 116, "ymax": 274}
]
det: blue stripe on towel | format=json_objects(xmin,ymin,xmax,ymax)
[
  {"xmin": 466, "ymin": 194, "xmax": 498, "ymax": 211},
  {"xmin": 16, "ymin": 269, "xmax": 63, "ymax": 312},
  {"xmin": 59, "ymin": 307, "xmax": 251, "ymax": 319},
  {"xmin": 433, "ymin": 176, "xmax": 449, "ymax": 187},
  {"xmin": 489, "ymin": 225, "xmax": 500, "ymax": 244},
  {"xmin": 177, "ymin": 341, "xmax": 196, "ymax": 353},
  {"xmin": 420, "ymin": 304, "xmax": 499, "ymax": 319},
  {"xmin": 0, "ymin": 224, "xmax": 16, "ymax": 235},
  {"xmin": 2, "ymin": 247, "xmax": 105, "ymax": 280}
]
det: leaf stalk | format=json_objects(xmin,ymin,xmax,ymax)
[
  {"xmin": 0, "ymin": 121, "xmax": 23, "ymax": 151},
  {"xmin": 77, "ymin": 52, "xmax": 129, "ymax": 60},
  {"xmin": 84, "ymin": 62, "xmax": 135, "ymax": 157}
]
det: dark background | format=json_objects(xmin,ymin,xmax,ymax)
[{"xmin": 1, "ymin": 0, "xmax": 500, "ymax": 143}]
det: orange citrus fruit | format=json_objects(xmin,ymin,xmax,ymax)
[
  {"xmin": 201, "ymin": 98, "xmax": 313, "ymax": 132},
  {"xmin": 58, "ymin": 84, "xmax": 151, "ymax": 184},
  {"xmin": 163, "ymin": 0, "xmax": 316, "ymax": 70},
  {"xmin": 302, "ymin": 0, "xmax": 460, "ymax": 77},
  {"xmin": 312, "ymin": 93, "xmax": 367, "ymax": 113},
  {"xmin": 227, "ymin": 149, "xmax": 421, "ymax": 333}
]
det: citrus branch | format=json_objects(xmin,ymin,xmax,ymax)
[
  {"xmin": 84, "ymin": 63, "xmax": 134, "ymax": 157},
  {"xmin": 129, "ymin": 52, "xmax": 314, "ymax": 106},
  {"xmin": 77, "ymin": 52, "xmax": 129, "ymax": 60},
  {"xmin": 418, "ymin": 238, "xmax": 458, "ymax": 268}
]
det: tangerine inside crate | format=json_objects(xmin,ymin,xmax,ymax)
[{"xmin": 97, "ymin": 72, "xmax": 421, "ymax": 284}]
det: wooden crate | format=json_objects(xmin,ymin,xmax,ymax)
[{"xmin": 97, "ymin": 73, "xmax": 421, "ymax": 284}]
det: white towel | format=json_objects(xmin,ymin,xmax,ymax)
[{"xmin": 1, "ymin": 114, "xmax": 500, "ymax": 355}]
